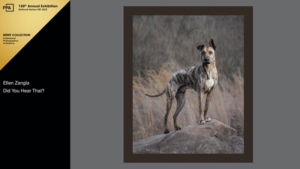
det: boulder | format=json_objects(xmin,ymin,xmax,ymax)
[{"xmin": 133, "ymin": 119, "xmax": 244, "ymax": 154}]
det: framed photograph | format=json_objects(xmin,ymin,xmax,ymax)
[{"xmin": 124, "ymin": 6, "xmax": 253, "ymax": 163}]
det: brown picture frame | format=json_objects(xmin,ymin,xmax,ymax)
[{"xmin": 124, "ymin": 6, "xmax": 253, "ymax": 163}]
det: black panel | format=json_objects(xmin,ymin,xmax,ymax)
[{"xmin": 1, "ymin": 2, "xmax": 70, "ymax": 168}]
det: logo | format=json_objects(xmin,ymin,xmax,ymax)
[{"xmin": 3, "ymin": 3, "xmax": 14, "ymax": 12}]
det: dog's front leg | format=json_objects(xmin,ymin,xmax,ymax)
[
  {"xmin": 198, "ymin": 90, "xmax": 205, "ymax": 124},
  {"xmin": 204, "ymin": 87, "xmax": 215, "ymax": 122}
]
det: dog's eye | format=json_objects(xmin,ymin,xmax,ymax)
[{"xmin": 209, "ymin": 51, "xmax": 213, "ymax": 55}]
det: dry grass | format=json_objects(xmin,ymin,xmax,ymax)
[
  {"xmin": 133, "ymin": 62, "xmax": 244, "ymax": 142},
  {"xmin": 133, "ymin": 15, "xmax": 244, "ymax": 77}
]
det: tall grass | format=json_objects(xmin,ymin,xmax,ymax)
[
  {"xmin": 133, "ymin": 15, "xmax": 244, "ymax": 77},
  {"xmin": 133, "ymin": 62, "xmax": 244, "ymax": 142}
]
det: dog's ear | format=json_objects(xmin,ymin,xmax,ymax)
[
  {"xmin": 209, "ymin": 39, "xmax": 216, "ymax": 50},
  {"xmin": 197, "ymin": 45, "xmax": 204, "ymax": 51}
]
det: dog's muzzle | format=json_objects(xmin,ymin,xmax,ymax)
[{"xmin": 204, "ymin": 57, "xmax": 210, "ymax": 64}]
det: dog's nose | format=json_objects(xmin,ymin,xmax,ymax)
[{"xmin": 204, "ymin": 57, "xmax": 210, "ymax": 62}]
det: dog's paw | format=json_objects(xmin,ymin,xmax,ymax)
[
  {"xmin": 175, "ymin": 126, "xmax": 181, "ymax": 131},
  {"xmin": 205, "ymin": 117, "xmax": 211, "ymax": 122},
  {"xmin": 199, "ymin": 120, "xmax": 206, "ymax": 125},
  {"xmin": 164, "ymin": 129, "xmax": 170, "ymax": 134}
]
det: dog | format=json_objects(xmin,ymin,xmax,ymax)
[{"xmin": 145, "ymin": 39, "xmax": 218, "ymax": 134}]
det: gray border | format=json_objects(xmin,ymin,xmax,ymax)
[{"xmin": 72, "ymin": 0, "xmax": 300, "ymax": 168}]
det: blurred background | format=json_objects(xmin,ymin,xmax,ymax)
[{"xmin": 132, "ymin": 15, "xmax": 244, "ymax": 141}]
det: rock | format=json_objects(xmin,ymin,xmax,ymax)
[{"xmin": 133, "ymin": 119, "xmax": 244, "ymax": 154}]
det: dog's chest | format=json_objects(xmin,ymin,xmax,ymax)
[
  {"xmin": 205, "ymin": 78, "xmax": 214, "ymax": 89},
  {"xmin": 203, "ymin": 72, "xmax": 215, "ymax": 91}
]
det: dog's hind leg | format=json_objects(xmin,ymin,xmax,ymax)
[
  {"xmin": 173, "ymin": 89, "xmax": 186, "ymax": 131},
  {"xmin": 164, "ymin": 91, "xmax": 174, "ymax": 134}
]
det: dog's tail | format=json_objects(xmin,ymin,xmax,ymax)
[{"xmin": 145, "ymin": 88, "xmax": 166, "ymax": 97}]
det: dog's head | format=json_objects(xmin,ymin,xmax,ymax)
[{"xmin": 197, "ymin": 39, "xmax": 216, "ymax": 65}]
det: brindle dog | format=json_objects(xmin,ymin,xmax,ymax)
[{"xmin": 145, "ymin": 39, "xmax": 218, "ymax": 134}]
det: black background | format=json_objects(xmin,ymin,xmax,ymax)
[{"xmin": 1, "ymin": 2, "xmax": 70, "ymax": 168}]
